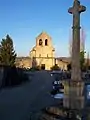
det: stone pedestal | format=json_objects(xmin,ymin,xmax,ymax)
[{"xmin": 63, "ymin": 80, "xmax": 85, "ymax": 110}]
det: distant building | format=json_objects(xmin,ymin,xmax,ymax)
[
  {"xmin": 55, "ymin": 58, "xmax": 69, "ymax": 70},
  {"xmin": 15, "ymin": 32, "xmax": 70, "ymax": 70},
  {"xmin": 15, "ymin": 57, "xmax": 32, "ymax": 69}
]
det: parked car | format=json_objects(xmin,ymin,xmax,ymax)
[
  {"xmin": 50, "ymin": 71, "xmax": 63, "ymax": 80},
  {"xmin": 52, "ymin": 80, "xmax": 64, "ymax": 92}
]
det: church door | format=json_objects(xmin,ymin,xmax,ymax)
[{"xmin": 41, "ymin": 64, "xmax": 45, "ymax": 70}]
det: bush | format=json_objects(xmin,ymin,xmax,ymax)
[
  {"xmin": 30, "ymin": 66, "xmax": 40, "ymax": 71},
  {"xmin": 17, "ymin": 68, "xmax": 29, "ymax": 83},
  {"xmin": 1, "ymin": 65, "xmax": 29, "ymax": 88},
  {"xmin": 51, "ymin": 64, "xmax": 60, "ymax": 70}
]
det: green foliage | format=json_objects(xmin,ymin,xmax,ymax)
[
  {"xmin": 30, "ymin": 66, "xmax": 40, "ymax": 71},
  {"xmin": 80, "ymin": 51, "xmax": 86, "ymax": 71},
  {"xmin": 51, "ymin": 64, "xmax": 60, "ymax": 70},
  {"xmin": 68, "ymin": 51, "xmax": 86, "ymax": 71},
  {"xmin": 0, "ymin": 34, "xmax": 17, "ymax": 66}
]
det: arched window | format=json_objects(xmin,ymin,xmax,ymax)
[
  {"xmin": 39, "ymin": 39, "xmax": 43, "ymax": 46},
  {"xmin": 45, "ymin": 39, "xmax": 48, "ymax": 46}
]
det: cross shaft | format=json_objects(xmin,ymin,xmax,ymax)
[{"xmin": 68, "ymin": 0, "xmax": 86, "ymax": 81}]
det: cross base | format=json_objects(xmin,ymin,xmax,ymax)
[{"xmin": 63, "ymin": 80, "xmax": 85, "ymax": 110}]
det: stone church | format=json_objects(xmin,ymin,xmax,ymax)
[
  {"xmin": 30, "ymin": 32, "xmax": 55, "ymax": 70},
  {"xmin": 16, "ymin": 32, "xmax": 69, "ymax": 70}
]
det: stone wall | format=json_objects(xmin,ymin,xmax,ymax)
[{"xmin": 15, "ymin": 57, "xmax": 32, "ymax": 68}]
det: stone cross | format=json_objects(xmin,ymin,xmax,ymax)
[
  {"xmin": 68, "ymin": 0, "xmax": 86, "ymax": 81},
  {"xmin": 63, "ymin": 0, "xmax": 86, "ymax": 110}
]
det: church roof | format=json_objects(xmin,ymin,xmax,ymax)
[{"xmin": 36, "ymin": 31, "xmax": 51, "ymax": 39}]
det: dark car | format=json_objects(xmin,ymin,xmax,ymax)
[
  {"xmin": 52, "ymin": 80, "xmax": 64, "ymax": 92},
  {"xmin": 50, "ymin": 71, "xmax": 63, "ymax": 81}
]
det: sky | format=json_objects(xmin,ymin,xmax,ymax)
[{"xmin": 0, "ymin": 0, "xmax": 89, "ymax": 57}]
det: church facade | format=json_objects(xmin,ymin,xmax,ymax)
[
  {"xmin": 30, "ymin": 32, "xmax": 55, "ymax": 70},
  {"xmin": 16, "ymin": 32, "xmax": 69, "ymax": 70}
]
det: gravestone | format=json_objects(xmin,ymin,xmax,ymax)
[{"xmin": 63, "ymin": 0, "xmax": 86, "ymax": 109}]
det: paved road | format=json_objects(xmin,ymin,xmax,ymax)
[{"xmin": 0, "ymin": 71, "xmax": 60, "ymax": 120}]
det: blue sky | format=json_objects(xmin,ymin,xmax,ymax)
[{"xmin": 0, "ymin": 0, "xmax": 89, "ymax": 57}]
